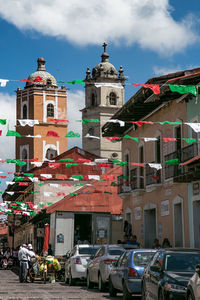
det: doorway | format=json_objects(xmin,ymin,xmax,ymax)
[
  {"xmin": 74, "ymin": 214, "xmax": 92, "ymax": 244},
  {"xmin": 174, "ymin": 203, "xmax": 183, "ymax": 247},
  {"xmin": 193, "ymin": 200, "xmax": 200, "ymax": 248},
  {"xmin": 144, "ymin": 208, "xmax": 156, "ymax": 248}
]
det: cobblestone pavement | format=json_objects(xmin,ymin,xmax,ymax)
[{"xmin": 0, "ymin": 270, "xmax": 126, "ymax": 300}]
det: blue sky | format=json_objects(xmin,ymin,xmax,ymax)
[{"xmin": 0, "ymin": 0, "xmax": 200, "ymax": 197}]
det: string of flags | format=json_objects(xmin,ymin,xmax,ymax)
[{"xmin": 0, "ymin": 75, "xmax": 199, "ymax": 97}]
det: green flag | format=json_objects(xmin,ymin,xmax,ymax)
[
  {"xmin": 0, "ymin": 119, "xmax": 6, "ymax": 125},
  {"xmin": 123, "ymin": 134, "xmax": 139, "ymax": 142},
  {"xmin": 70, "ymin": 192, "xmax": 78, "ymax": 196},
  {"xmin": 71, "ymin": 175, "xmax": 84, "ymax": 180},
  {"xmin": 79, "ymin": 119, "xmax": 99, "ymax": 124},
  {"xmin": 6, "ymin": 130, "xmax": 21, "ymax": 137},
  {"xmin": 169, "ymin": 84, "xmax": 198, "ymax": 97},
  {"xmin": 182, "ymin": 138, "xmax": 196, "ymax": 144},
  {"xmin": 66, "ymin": 163, "xmax": 79, "ymax": 167},
  {"xmin": 65, "ymin": 131, "xmax": 80, "ymax": 138},
  {"xmin": 59, "ymin": 158, "xmax": 74, "ymax": 162},
  {"xmin": 23, "ymin": 173, "xmax": 34, "ymax": 178},
  {"xmin": 158, "ymin": 121, "xmax": 182, "ymax": 125},
  {"xmin": 67, "ymin": 80, "xmax": 84, "ymax": 86},
  {"xmin": 14, "ymin": 176, "xmax": 24, "ymax": 181},
  {"xmin": 165, "ymin": 158, "xmax": 179, "ymax": 165}
]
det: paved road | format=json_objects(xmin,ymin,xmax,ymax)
[{"xmin": 0, "ymin": 270, "xmax": 125, "ymax": 300}]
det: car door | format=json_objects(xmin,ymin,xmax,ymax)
[
  {"xmin": 112, "ymin": 252, "xmax": 126, "ymax": 290},
  {"xmin": 118, "ymin": 251, "xmax": 130, "ymax": 291},
  {"xmin": 144, "ymin": 252, "xmax": 160, "ymax": 299},
  {"xmin": 148, "ymin": 251, "xmax": 164, "ymax": 300},
  {"xmin": 89, "ymin": 247, "xmax": 104, "ymax": 283}
]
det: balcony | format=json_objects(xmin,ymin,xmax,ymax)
[
  {"xmin": 146, "ymin": 164, "xmax": 161, "ymax": 185},
  {"xmin": 164, "ymin": 143, "xmax": 198, "ymax": 180}
]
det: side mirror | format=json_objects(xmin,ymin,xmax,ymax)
[
  {"xmin": 150, "ymin": 265, "xmax": 162, "ymax": 272},
  {"xmin": 195, "ymin": 265, "xmax": 200, "ymax": 275}
]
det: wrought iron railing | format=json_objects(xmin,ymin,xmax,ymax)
[
  {"xmin": 130, "ymin": 168, "xmax": 137, "ymax": 190},
  {"xmin": 146, "ymin": 164, "xmax": 161, "ymax": 185}
]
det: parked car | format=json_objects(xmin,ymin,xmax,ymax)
[
  {"xmin": 65, "ymin": 244, "xmax": 100, "ymax": 285},
  {"xmin": 109, "ymin": 249, "xmax": 156, "ymax": 300},
  {"xmin": 187, "ymin": 264, "xmax": 200, "ymax": 300},
  {"xmin": 141, "ymin": 248, "xmax": 200, "ymax": 300},
  {"xmin": 86, "ymin": 244, "xmax": 125, "ymax": 291}
]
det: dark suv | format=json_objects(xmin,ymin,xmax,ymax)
[{"xmin": 141, "ymin": 248, "xmax": 200, "ymax": 300}]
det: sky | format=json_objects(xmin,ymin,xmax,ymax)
[{"xmin": 0, "ymin": 0, "xmax": 200, "ymax": 197}]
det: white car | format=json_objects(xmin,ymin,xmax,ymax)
[
  {"xmin": 187, "ymin": 264, "xmax": 200, "ymax": 300},
  {"xmin": 65, "ymin": 244, "xmax": 100, "ymax": 285}
]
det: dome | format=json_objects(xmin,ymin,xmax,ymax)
[
  {"xmin": 91, "ymin": 43, "xmax": 118, "ymax": 80},
  {"xmin": 26, "ymin": 57, "xmax": 57, "ymax": 87}
]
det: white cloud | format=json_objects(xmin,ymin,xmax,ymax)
[
  {"xmin": 153, "ymin": 64, "xmax": 200, "ymax": 76},
  {"xmin": 67, "ymin": 90, "xmax": 84, "ymax": 149},
  {"xmin": 0, "ymin": 0, "xmax": 198, "ymax": 55}
]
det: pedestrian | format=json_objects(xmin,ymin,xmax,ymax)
[
  {"xmin": 48, "ymin": 244, "xmax": 53, "ymax": 256},
  {"xmin": 4, "ymin": 247, "xmax": 12, "ymax": 260},
  {"xmin": 152, "ymin": 238, "xmax": 161, "ymax": 249},
  {"xmin": 74, "ymin": 225, "xmax": 81, "ymax": 245},
  {"xmin": 124, "ymin": 220, "xmax": 132, "ymax": 238},
  {"xmin": 126, "ymin": 235, "xmax": 140, "ymax": 248},
  {"xmin": 162, "ymin": 238, "xmax": 171, "ymax": 248},
  {"xmin": 18, "ymin": 244, "xmax": 35, "ymax": 283}
]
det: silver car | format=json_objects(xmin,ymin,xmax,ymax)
[
  {"xmin": 187, "ymin": 264, "xmax": 200, "ymax": 300},
  {"xmin": 86, "ymin": 244, "xmax": 125, "ymax": 291},
  {"xmin": 65, "ymin": 244, "xmax": 100, "ymax": 285}
]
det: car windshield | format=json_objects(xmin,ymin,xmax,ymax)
[
  {"xmin": 133, "ymin": 252, "xmax": 155, "ymax": 266},
  {"xmin": 108, "ymin": 248, "xmax": 124, "ymax": 256},
  {"xmin": 79, "ymin": 247, "xmax": 99, "ymax": 255},
  {"xmin": 165, "ymin": 253, "xmax": 200, "ymax": 272}
]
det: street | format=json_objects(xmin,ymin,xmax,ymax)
[{"xmin": 0, "ymin": 270, "xmax": 126, "ymax": 300}]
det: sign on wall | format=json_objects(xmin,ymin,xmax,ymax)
[
  {"xmin": 134, "ymin": 207, "xmax": 142, "ymax": 220},
  {"xmin": 160, "ymin": 200, "xmax": 170, "ymax": 216},
  {"xmin": 57, "ymin": 233, "xmax": 64, "ymax": 243},
  {"xmin": 37, "ymin": 228, "xmax": 44, "ymax": 237},
  {"xmin": 193, "ymin": 182, "xmax": 200, "ymax": 196}
]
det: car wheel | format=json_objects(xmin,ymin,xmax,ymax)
[
  {"xmin": 87, "ymin": 272, "xmax": 94, "ymax": 289},
  {"xmin": 68, "ymin": 272, "xmax": 76, "ymax": 286},
  {"xmin": 141, "ymin": 282, "xmax": 146, "ymax": 300},
  {"xmin": 158, "ymin": 289, "xmax": 164, "ymax": 300},
  {"xmin": 187, "ymin": 293, "xmax": 195, "ymax": 300},
  {"xmin": 109, "ymin": 278, "xmax": 117, "ymax": 297},
  {"xmin": 123, "ymin": 282, "xmax": 132, "ymax": 300},
  {"xmin": 98, "ymin": 273, "xmax": 106, "ymax": 292}
]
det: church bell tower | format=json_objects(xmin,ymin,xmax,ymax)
[
  {"xmin": 82, "ymin": 43, "xmax": 126, "ymax": 160},
  {"xmin": 16, "ymin": 57, "xmax": 67, "ymax": 171}
]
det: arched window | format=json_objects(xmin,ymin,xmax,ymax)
[
  {"xmin": 88, "ymin": 128, "xmax": 94, "ymax": 136},
  {"xmin": 91, "ymin": 93, "xmax": 96, "ymax": 106},
  {"xmin": 47, "ymin": 104, "xmax": 54, "ymax": 117},
  {"xmin": 46, "ymin": 148, "xmax": 57, "ymax": 160},
  {"xmin": 21, "ymin": 148, "xmax": 28, "ymax": 172},
  {"xmin": 109, "ymin": 92, "xmax": 117, "ymax": 105},
  {"xmin": 23, "ymin": 104, "xmax": 28, "ymax": 119}
]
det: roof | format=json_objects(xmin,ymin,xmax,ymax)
[
  {"xmin": 102, "ymin": 67, "xmax": 200, "ymax": 137},
  {"xmin": 46, "ymin": 166, "xmax": 122, "ymax": 215}
]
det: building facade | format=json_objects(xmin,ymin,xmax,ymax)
[
  {"xmin": 82, "ymin": 43, "xmax": 126, "ymax": 160},
  {"xmin": 103, "ymin": 67, "xmax": 200, "ymax": 248},
  {"xmin": 16, "ymin": 57, "xmax": 67, "ymax": 172}
]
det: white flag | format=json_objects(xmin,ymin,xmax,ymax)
[
  {"xmin": 0, "ymin": 79, "xmax": 9, "ymax": 87},
  {"xmin": 185, "ymin": 123, "xmax": 200, "ymax": 133},
  {"xmin": 18, "ymin": 119, "xmax": 39, "ymax": 127},
  {"xmin": 148, "ymin": 163, "xmax": 162, "ymax": 170},
  {"xmin": 107, "ymin": 119, "xmax": 125, "ymax": 127},
  {"xmin": 144, "ymin": 137, "xmax": 158, "ymax": 142},
  {"xmin": 95, "ymin": 83, "xmax": 123, "ymax": 89}
]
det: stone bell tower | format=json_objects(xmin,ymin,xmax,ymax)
[
  {"xmin": 16, "ymin": 57, "xmax": 67, "ymax": 172},
  {"xmin": 81, "ymin": 43, "xmax": 126, "ymax": 160}
]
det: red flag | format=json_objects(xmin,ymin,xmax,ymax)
[
  {"xmin": 77, "ymin": 158, "xmax": 91, "ymax": 163},
  {"xmin": 98, "ymin": 163, "xmax": 112, "ymax": 167},
  {"xmin": 0, "ymin": 130, "xmax": 2, "ymax": 136},
  {"xmin": 104, "ymin": 175, "xmax": 115, "ymax": 180},
  {"xmin": 56, "ymin": 174, "xmax": 67, "ymax": 180},
  {"xmin": 0, "ymin": 176, "xmax": 6, "ymax": 178},
  {"xmin": 163, "ymin": 138, "xmax": 177, "ymax": 142},
  {"xmin": 49, "ymin": 119, "xmax": 69, "ymax": 124},
  {"xmin": 105, "ymin": 137, "xmax": 120, "ymax": 141},
  {"xmin": 132, "ymin": 83, "xmax": 160, "ymax": 94},
  {"xmin": 19, "ymin": 182, "xmax": 29, "ymax": 186},
  {"xmin": 130, "ymin": 163, "xmax": 145, "ymax": 167},
  {"xmin": 46, "ymin": 131, "xmax": 60, "ymax": 137},
  {"xmin": 130, "ymin": 121, "xmax": 153, "ymax": 126},
  {"xmin": 57, "ymin": 192, "xmax": 65, "ymax": 196},
  {"xmin": 48, "ymin": 162, "xmax": 61, "ymax": 169},
  {"xmin": 34, "ymin": 76, "xmax": 44, "ymax": 82}
]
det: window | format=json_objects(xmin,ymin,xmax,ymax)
[
  {"xmin": 133, "ymin": 252, "xmax": 155, "ymax": 267},
  {"xmin": 139, "ymin": 146, "xmax": 144, "ymax": 188},
  {"xmin": 47, "ymin": 104, "xmax": 54, "ymax": 117},
  {"xmin": 125, "ymin": 153, "xmax": 130, "ymax": 183},
  {"xmin": 21, "ymin": 148, "xmax": 28, "ymax": 172},
  {"xmin": 175, "ymin": 126, "xmax": 181, "ymax": 152},
  {"xmin": 88, "ymin": 128, "xmax": 94, "ymax": 136},
  {"xmin": 46, "ymin": 148, "xmax": 57, "ymax": 160},
  {"xmin": 109, "ymin": 92, "xmax": 117, "ymax": 105},
  {"xmin": 91, "ymin": 93, "xmax": 96, "ymax": 106},
  {"xmin": 155, "ymin": 137, "xmax": 161, "ymax": 163},
  {"xmin": 23, "ymin": 104, "xmax": 27, "ymax": 119}
]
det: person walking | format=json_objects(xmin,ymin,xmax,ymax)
[{"xmin": 18, "ymin": 244, "xmax": 35, "ymax": 283}]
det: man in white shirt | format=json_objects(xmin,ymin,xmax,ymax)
[{"xmin": 18, "ymin": 244, "xmax": 35, "ymax": 283}]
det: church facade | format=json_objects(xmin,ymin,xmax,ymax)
[
  {"xmin": 16, "ymin": 57, "xmax": 67, "ymax": 172},
  {"xmin": 81, "ymin": 43, "xmax": 126, "ymax": 160}
]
